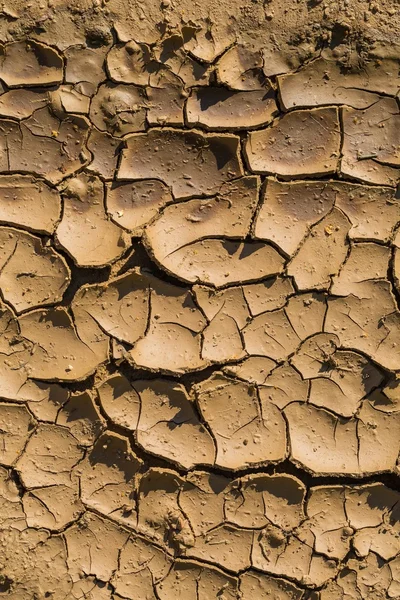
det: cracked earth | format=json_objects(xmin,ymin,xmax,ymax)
[{"xmin": 0, "ymin": 0, "xmax": 399, "ymax": 598}]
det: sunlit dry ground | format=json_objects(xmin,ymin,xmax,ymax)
[{"xmin": 0, "ymin": 0, "xmax": 399, "ymax": 598}]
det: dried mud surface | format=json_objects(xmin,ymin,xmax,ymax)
[{"xmin": 0, "ymin": 0, "xmax": 400, "ymax": 598}]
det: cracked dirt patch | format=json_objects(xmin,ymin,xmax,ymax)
[{"xmin": 0, "ymin": 1, "xmax": 399, "ymax": 597}]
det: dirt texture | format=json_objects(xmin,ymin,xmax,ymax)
[{"xmin": 0, "ymin": 0, "xmax": 399, "ymax": 598}]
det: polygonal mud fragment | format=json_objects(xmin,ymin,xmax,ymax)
[
  {"xmin": 259, "ymin": 364, "xmax": 309, "ymax": 410},
  {"xmin": 0, "ymin": 89, "xmax": 48, "ymax": 119},
  {"xmin": 195, "ymin": 373, "xmax": 287, "ymax": 470},
  {"xmin": 50, "ymin": 85, "xmax": 91, "ymax": 115},
  {"xmin": 112, "ymin": 534, "xmax": 172, "ymax": 599},
  {"xmin": 65, "ymin": 44, "xmax": 108, "ymax": 95},
  {"xmin": 291, "ymin": 333, "xmax": 383, "ymax": 417},
  {"xmin": 242, "ymin": 308, "xmax": 300, "ymax": 361},
  {"xmin": 341, "ymin": 99, "xmax": 400, "ymax": 186},
  {"xmin": 56, "ymin": 173, "xmax": 129, "ymax": 267},
  {"xmin": 277, "ymin": 52, "xmax": 399, "ymax": 110},
  {"xmin": 0, "ymin": 529, "xmax": 72, "ymax": 599},
  {"xmin": 106, "ymin": 179, "xmax": 173, "ymax": 232},
  {"xmin": 217, "ymin": 45, "xmax": 265, "ymax": 90},
  {"xmin": 0, "ymin": 174, "xmax": 61, "ymax": 234},
  {"xmin": 0, "ymin": 227, "xmax": 70, "ymax": 313},
  {"xmin": 90, "ymin": 83, "xmax": 147, "ymax": 136},
  {"xmin": 186, "ymin": 87, "xmax": 278, "ymax": 130},
  {"xmin": 134, "ymin": 379, "xmax": 215, "ymax": 469},
  {"xmin": 285, "ymin": 401, "xmax": 400, "ymax": 475},
  {"xmin": 16, "ymin": 380, "xmax": 69, "ymax": 422},
  {"xmin": 223, "ymin": 356, "xmax": 276, "ymax": 385},
  {"xmin": 331, "ymin": 242, "xmax": 390, "ymax": 297},
  {"xmin": 18, "ymin": 306, "xmax": 109, "ymax": 380},
  {"xmin": 0, "ymin": 403, "xmax": 35, "ymax": 466},
  {"xmin": 179, "ymin": 471, "xmax": 230, "ymax": 537},
  {"xmin": 144, "ymin": 177, "xmax": 285, "ymax": 285},
  {"xmin": 0, "ymin": 41, "xmax": 63, "ymax": 87},
  {"xmin": 23, "ymin": 481, "xmax": 83, "ymax": 530},
  {"xmin": 287, "ymin": 208, "xmax": 351, "ymax": 290},
  {"xmin": 187, "ymin": 524, "xmax": 253, "ymax": 572},
  {"xmin": 254, "ymin": 179, "xmax": 336, "ymax": 256},
  {"xmin": 154, "ymin": 35, "xmax": 210, "ymax": 88},
  {"xmin": 86, "ymin": 128, "xmax": 123, "ymax": 179},
  {"xmin": 97, "ymin": 374, "xmax": 141, "ymax": 431},
  {"xmin": 117, "ymin": 128, "xmax": 243, "ymax": 198},
  {"xmin": 56, "ymin": 392, "xmax": 105, "ymax": 446},
  {"xmin": 15, "ymin": 423, "xmax": 84, "ymax": 488},
  {"xmin": 79, "ymin": 432, "xmax": 141, "ymax": 526},
  {"xmin": 137, "ymin": 468, "xmax": 192, "ymax": 549},
  {"xmin": 325, "ymin": 281, "xmax": 400, "ymax": 369},
  {"xmin": 252, "ymin": 522, "xmax": 338, "ymax": 587},
  {"xmin": 157, "ymin": 560, "xmax": 239, "ymax": 600},
  {"xmin": 64, "ymin": 512, "xmax": 129, "ymax": 583},
  {"xmin": 245, "ymin": 108, "xmax": 340, "ymax": 177},
  {"xmin": 334, "ymin": 183, "xmax": 400, "ymax": 243},
  {"xmin": 4, "ymin": 109, "xmax": 91, "ymax": 185},
  {"xmin": 224, "ymin": 473, "xmax": 306, "ymax": 530},
  {"xmin": 240, "ymin": 572, "xmax": 304, "ymax": 600},
  {"xmin": 146, "ymin": 69, "xmax": 186, "ymax": 126},
  {"xmin": 285, "ymin": 292, "xmax": 327, "ymax": 340},
  {"xmin": 243, "ymin": 277, "xmax": 294, "ymax": 316}
]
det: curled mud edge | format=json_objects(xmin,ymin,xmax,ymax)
[{"xmin": 0, "ymin": 1, "xmax": 399, "ymax": 598}]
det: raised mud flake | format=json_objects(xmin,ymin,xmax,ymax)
[
  {"xmin": 144, "ymin": 177, "xmax": 285, "ymax": 286},
  {"xmin": 56, "ymin": 173, "xmax": 129, "ymax": 267},
  {"xmin": 8, "ymin": 109, "xmax": 91, "ymax": 185},
  {"xmin": 64, "ymin": 512, "xmax": 129, "ymax": 583},
  {"xmin": 254, "ymin": 179, "xmax": 336, "ymax": 256},
  {"xmin": 285, "ymin": 400, "xmax": 400, "ymax": 475},
  {"xmin": 287, "ymin": 207, "xmax": 351, "ymax": 290},
  {"xmin": 154, "ymin": 34, "xmax": 210, "ymax": 88},
  {"xmin": 15, "ymin": 423, "xmax": 84, "ymax": 488},
  {"xmin": 107, "ymin": 41, "xmax": 157, "ymax": 86},
  {"xmin": 331, "ymin": 242, "xmax": 390, "ymax": 297},
  {"xmin": 86, "ymin": 128, "xmax": 122, "ymax": 180},
  {"xmin": 0, "ymin": 465, "xmax": 26, "ymax": 530},
  {"xmin": 18, "ymin": 306, "xmax": 109, "ymax": 381},
  {"xmin": 117, "ymin": 128, "xmax": 243, "ymax": 199},
  {"xmin": 195, "ymin": 373, "xmax": 287, "ymax": 470},
  {"xmin": 106, "ymin": 179, "xmax": 173, "ymax": 232},
  {"xmin": 112, "ymin": 534, "xmax": 172, "ymax": 599},
  {"xmin": 134, "ymin": 379, "xmax": 215, "ymax": 469},
  {"xmin": 216, "ymin": 45, "xmax": 265, "ymax": 91},
  {"xmin": 0, "ymin": 403, "xmax": 35, "ymax": 466},
  {"xmin": 291, "ymin": 333, "xmax": 383, "ymax": 417},
  {"xmin": 0, "ymin": 40, "xmax": 63, "ymax": 87},
  {"xmin": 341, "ymin": 98, "xmax": 400, "ymax": 186},
  {"xmin": 78, "ymin": 432, "xmax": 141, "ymax": 526},
  {"xmin": 0, "ymin": 89, "xmax": 48, "ymax": 119},
  {"xmin": 0, "ymin": 227, "xmax": 70, "ymax": 313},
  {"xmin": 49, "ymin": 84, "xmax": 91, "ymax": 115},
  {"xmin": 90, "ymin": 82, "xmax": 147, "ymax": 137},
  {"xmin": 186, "ymin": 87, "xmax": 278, "ymax": 130},
  {"xmin": 64, "ymin": 44, "xmax": 108, "ymax": 96},
  {"xmin": 157, "ymin": 560, "xmax": 239, "ymax": 600},
  {"xmin": 223, "ymin": 356, "xmax": 277, "ymax": 385},
  {"xmin": 224, "ymin": 473, "xmax": 306, "ymax": 530},
  {"xmin": 146, "ymin": 68, "xmax": 186, "ymax": 126},
  {"xmin": 245, "ymin": 108, "xmax": 340, "ymax": 177},
  {"xmin": 325, "ymin": 281, "xmax": 400, "ymax": 370},
  {"xmin": 0, "ymin": 174, "xmax": 61, "ymax": 234},
  {"xmin": 277, "ymin": 52, "xmax": 398, "ymax": 110},
  {"xmin": 97, "ymin": 374, "xmax": 141, "ymax": 431}
]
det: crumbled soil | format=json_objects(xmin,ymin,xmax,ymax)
[{"xmin": 0, "ymin": 0, "xmax": 399, "ymax": 598}]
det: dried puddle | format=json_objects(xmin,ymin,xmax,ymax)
[{"xmin": 0, "ymin": 5, "xmax": 399, "ymax": 600}]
